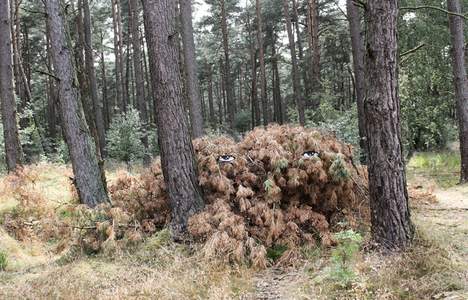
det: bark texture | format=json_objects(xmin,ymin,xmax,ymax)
[
  {"xmin": 256, "ymin": 0, "xmax": 269, "ymax": 125},
  {"xmin": 45, "ymin": 0, "xmax": 109, "ymax": 207},
  {"xmin": 142, "ymin": 0, "xmax": 204, "ymax": 238},
  {"xmin": 283, "ymin": 0, "xmax": 305, "ymax": 125},
  {"xmin": 180, "ymin": 0, "xmax": 204, "ymax": 138},
  {"xmin": 220, "ymin": 0, "xmax": 235, "ymax": 130},
  {"xmin": 307, "ymin": 0, "xmax": 320, "ymax": 100},
  {"xmin": 364, "ymin": 0, "xmax": 413, "ymax": 249},
  {"xmin": 346, "ymin": 0, "xmax": 367, "ymax": 164},
  {"xmin": 129, "ymin": 0, "xmax": 150, "ymax": 164},
  {"xmin": 448, "ymin": 0, "xmax": 468, "ymax": 183},
  {"xmin": 82, "ymin": 0, "xmax": 106, "ymax": 157},
  {"xmin": 0, "ymin": 0, "xmax": 23, "ymax": 171}
]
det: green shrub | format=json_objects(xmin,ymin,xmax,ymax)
[
  {"xmin": 0, "ymin": 251, "xmax": 8, "ymax": 271},
  {"xmin": 328, "ymin": 230, "xmax": 363, "ymax": 288},
  {"xmin": 106, "ymin": 109, "xmax": 146, "ymax": 163}
]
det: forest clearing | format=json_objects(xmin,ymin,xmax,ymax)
[
  {"xmin": 0, "ymin": 151, "xmax": 466, "ymax": 299},
  {"xmin": 0, "ymin": 0, "xmax": 468, "ymax": 298}
]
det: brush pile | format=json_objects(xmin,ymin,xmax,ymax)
[{"xmin": 111, "ymin": 125, "xmax": 369, "ymax": 267}]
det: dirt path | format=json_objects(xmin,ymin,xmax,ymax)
[{"xmin": 243, "ymin": 184, "xmax": 468, "ymax": 300}]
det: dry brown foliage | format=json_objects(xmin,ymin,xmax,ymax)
[{"xmin": 110, "ymin": 125, "xmax": 370, "ymax": 267}]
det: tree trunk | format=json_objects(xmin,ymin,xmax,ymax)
[
  {"xmin": 46, "ymin": 27, "xmax": 58, "ymax": 142},
  {"xmin": 111, "ymin": 0, "xmax": 123, "ymax": 114},
  {"xmin": 129, "ymin": 0, "xmax": 150, "ymax": 164},
  {"xmin": 82, "ymin": 0, "xmax": 106, "ymax": 158},
  {"xmin": 220, "ymin": 0, "xmax": 235, "ymax": 130},
  {"xmin": 364, "ymin": 0, "xmax": 413, "ymax": 249},
  {"xmin": 347, "ymin": 0, "xmax": 367, "ymax": 164},
  {"xmin": 271, "ymin": 33, "xmax": 283, "ymax": 125},
  {"xmin": 45, "ymin": 0, "xmax": 109, "ymax": 207},
  {"xmin": 0, "ymin": 0, "xmax": 22, "ymax": 171},
  {"xmin": 292, "ymin": 0, "xmax": 310, "ymax": 100},
  {"xmin": 99, "ymin": 32, "xmax": 110, "ymax": 130},
  {"xmin": 283, "ymin": 0, "xmax": 305, "ymax": 125},
  {"xmin": 180, "ymin": 0, "xmax": 204, "ymax": 138},
  {"xmin": 307, "ymin": 0, "xmax": 320, "ymax": 105},
  {"xmin": 448, "ymin": 0, "xmax": 468, "ymax": 183},
  {"xmin": 256, "ymin": 0, "xmax": 269, "ymax": 126},
  {"xmin": 142, "ymin": 0, "xmax": 204, "ymax": 238},
  {"xmin": 207, "ymin": 65, "xmax": 216, "ymax": 126}
]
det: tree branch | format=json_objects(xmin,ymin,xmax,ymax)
[
  {"xmin": 400, "ymin": 43, "xmax": 425, "ymax": 58},
  {"xmin": 34, "ymin": 69, "xmax": 60, "ymax": 81},
  {"xmin": 400, "ymin": 6, "xmax": 468, "ymax": 20}
]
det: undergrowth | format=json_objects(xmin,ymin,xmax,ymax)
[{"xmin": 407, "ymin": 152, "xmax": 461, "ymax": 188}]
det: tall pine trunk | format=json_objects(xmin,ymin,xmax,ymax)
[
  {"xmin": 142, "ymin": 0, "xmax": 204, "ymax": 238},
  {"xmin": 220, "ymin": 0, "xmax": 235, "ymax": 130},
  {"xmin": 364, "ymin": 0, "xmax": 413, "ymax": 249},
  {"xmin": 180, "ymin": 0, "xmax": 204, "ymax": 138},
  {"xmin": 283, "ymin": 0, "xmax": 305, "ymax": 125},
  {"xmin": 346, "ymin": 0, "xmax": 367, "ymax": 164},
  {"xmin": 0, "ymin": 0, "xmax": 23, "ymax": 171},
  {"xmin": 82, "ymin": 0, "xmax": 106, "ymax": 157},
  {"xmin": 129, "ymin": 0, "xmax": 150, "ymax": 164},
  {"xmin": 256, "ymin": 0, "xmax": 269, "ymax": 126},
  {"xmin": 111, "ymin": 0, "xmax": 123, "ymax": 114},
  {"xmin": 45, "ymin": 0, "xmax": 109, "ymax": 207},
  {"xmin": 447, "ymin": 0, "xmax": 468, "ymax": 183},
  {"xmin": 307, "ymin": 0, "xmax": 320, "ymax": 105}
]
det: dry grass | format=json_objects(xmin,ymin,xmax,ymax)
[{"xmin": 0, "ymin": 150, "xmax": 466, "ymax": 299}]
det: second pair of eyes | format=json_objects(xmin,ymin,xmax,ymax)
[{"xmin": 217, "ymin": 151, "xmax": 320, "ymax": 163}]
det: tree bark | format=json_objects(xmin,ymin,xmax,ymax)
[
  {"xmin": 129, "ymin": 0, "xmax": 150, "ymax": 164},
  {"xmin": 307, "ymin": 0, "xmax": 320, "ymax": 105},
  {"xmin": 283, "ymin": 0, "xmax": 305, "ymax": 125},
  {"xmin": 142, "ymin": 0, "xmax": 204, "ymax": 238},
  {"xmin": 448, "ymin": 0, "xmax": 468, "ymax": 183},
  {"xmin": 292, "ymin": 0, "xmax": 310, "ymax": 100},
  {"xmin": 346, "ymin": 0, "xmax": 367, "ymax": 164},
  {"xmin": 111, "ymin": 0, "xmax": 123, "ymax": 114},
  {"xmin": 99, "ymin": 32, "xmax": 110, "ymax": 130},
  {"xmin": 180, "ymin": 0, "xmax": 204, "ymax": 138},
  {"xmin": 364, "ymin": 0, "xmax": 413, "ymax": 249},
  {"xmin": 256, "ymin": 0, "xmax": 269, "ymax": 126},
  {"xmin": 45, "ymin": 0, "xmax": 109, "ymax": 207},
  {"xmin": 207, "ymin": 64, "xmax": 216, "ymax": 126},
  {"xmin": 0, "ymin": 0, "xmax": 23, "ymax": 171},
  {"xmin": 271, "ymin": 32, "xmax": 283, "ymax": 125},
  {"xmin": 82, "ymin": 0, "xmax": 106, "ymax": 157},
  {"xmin": 220, "ymin": 0, "xmax": 235, "ymax": 130}
]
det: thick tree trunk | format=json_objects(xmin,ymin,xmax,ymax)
[
  {"xmin": 142, "ymin": 0, "xmax": 204, "ymax": 238},
  {"xmin": 256, "ymin": 0, "xmax": 269, "ymax": 126},
  {"xmin": 45, "ymin": 0, "xmax": 109, "ymax": 207},
  {"xmin": 129, "ymin": 0, "xmax": 150, "ymax": 164},
  {"xmin": 364, "ymin": 0, "xmax": 413, "ymax": 249},
  {"xmin": 220, "ymin": 0, "xmax": 235, "ymax": 130},
  {"xmin": 0, "ymin": 0, "xmax": 22, "ymax": 171},
  {"xmin": 180, "ymin": 0, "xmax": 204, "ymax": 138},
  {"xmin": 82, "ymin": 0, "xmax": 106, "ymax": 157},
  {"xmin": 448, "ymin": 0, "xmax": 468, "ymax": 183},
  {"xmin": 307, "ymin": 0, "xmax": 320, "ymax": 105},
  {"xmin": 283, "ymin": 0, "xmax": 305, "ymax": 125},
  {"xmin": 346, "ymin": 0, "xmax": 367, "ymax": 164}
]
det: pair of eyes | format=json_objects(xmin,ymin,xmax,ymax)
[{"xmin": 217, "ymin": 151, "xmax": 320, "ymax": 163}]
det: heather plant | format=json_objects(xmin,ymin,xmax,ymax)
[{"xmin": 0, "ymin": 251, "xmax": 7, "ymax": 271}]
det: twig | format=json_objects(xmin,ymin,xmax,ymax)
[{"xmin": 400, "ymin": 6, "xmax": 468, "ymax": 20}]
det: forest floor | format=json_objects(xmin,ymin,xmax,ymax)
[{"xmin": 0, "ymin": 153, "xmax": 466, "ymax": 299}]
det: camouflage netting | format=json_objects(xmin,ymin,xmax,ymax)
[{"xmin": 110, "ymin": 125, "xmax": 370, "ymax": 267}]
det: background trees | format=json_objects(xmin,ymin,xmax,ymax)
[{"xmin": 0, "ymin": 0, "xmax": 23, "ymax": 172}]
